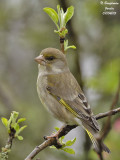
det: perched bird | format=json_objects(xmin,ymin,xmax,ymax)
[{"xmin": 35, "ymin": 48, "xmax": 110, "ymax": 153}]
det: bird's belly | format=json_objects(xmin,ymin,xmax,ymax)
[
  {"xmin": 37, "ymin": 75, "xmax": 78, "ymax": 125},
  {"xmin": 38, "ymin": 89, "xmax": 76, "ymax": 124},
  {"xmin": 43, "ymin": 94, "xmax": 77, "ymax": 125}
]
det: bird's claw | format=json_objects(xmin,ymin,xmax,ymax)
[
  {"xmin": 43, "ymin": 133, "xmax": 62, "ymax": 148},
  {"xmin": 44, "ymin": 133, "xmax": 59, "ymax": 140}
]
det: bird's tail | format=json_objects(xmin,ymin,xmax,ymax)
[{"xmin": 85, "ymin": 129, "xmax": 110, "ymax": 153}]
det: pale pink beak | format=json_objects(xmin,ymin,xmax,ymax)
[{"xmin": 34, "ymin": 55, "xmax": 46, "ymax": 65}]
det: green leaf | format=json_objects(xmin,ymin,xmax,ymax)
[
  {"xmin": 43, "ymin": 8, "xmax": 59, "ymax": 29},
  {"xmin": 64, "ymin": 39, "xmax": 68, "ymax": 50},
  {"xmin": 16, "ymin": 125, "xmax": 27, "ymax": 135},
  {"xmin": 57, "ymin": 5, "xmax": 61, "ymax": 26},
  {"xmin": 65, "ymin": 45, "xmax": 76, "ymax": 51},
  {"xmin": 14, "ymin": 123, "xmax": 20, "ymax": 131},
  {"xmin": 60, "ymin": 136, "xmax": 65, "ymax": 141},
  {"xmin": 59, "ymin": 136, "xmax": 65, "ymax": 144},
  {"xmin": 7, "ymin": 118, "xmax": 12, "ymax": 131},
  {"xmin": 57, "ymin": 5, "xmax": 61, "ymax": 18},
  {"xmin": 57, "ymin": 5, "xmax": 60, "ymax": 14},
  {"xmin": 54, "ymin": 127, "xmax": 59, "ymax": 131},
  {"xmin": 64, "ymin": 40, "xmax": 76, "ymax": 51},
  {"xmin": 60, "ymin": 8, "xmax": 65, "ymax": 28},
  {"xmin": 65, "ymin": 138, "xmax": 76, "ymax": 146},
  {"xmin": 17, "ymin": 118, "xmax": 26, "ymax": 123},
  {"xmin": 11, "ymin": 111, "xmax": 19, "ymax": 124},
  {"xmin": 54, "ymin": 28, "xmax": 68, "ymax": 37},
  {"xmin": 60, "ymin": 28, "xmax": 68, "ymax": 37},
  {"xmin": 50, "ymin": 146, "xmax": 56, "ymax": 149},
  {"xmin": 64, "ymin": 6, "xmax": 74, "ymax": 26},
  {"xmin": 62, "ymin": 148, "xmax": 75, "ymax": 154},
  {"xmin": 17, "ymin": 136, "xmax": 23, "ymax": 140},
  {"xmin": 12, "ymin": 111, "xmax": 19, "ymax": 119},
  {"xmin": 54, "ymin": 30, "xmax": 59, "ymax": 33},
  {"xmin": 69, "ymin": 45, "xmax": 76, "ymax": 49},
  {"xmin": 1, "ymin": 117, "xmax": 8, "ymax": 128}
]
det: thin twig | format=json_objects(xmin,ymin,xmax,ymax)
[
  {"xmin": 0, "ymin": 133, "xmax": 15, "ymax": 160},
  {"xmin": 60, "ymin": 37, "xmax": 65, "ymax": 53},
  {"xmin": 101, "ymin": 77, "xmax": 120, "ymax": 139},
  {"xmin": 25, "ymin": 138, "xmax": 56, "ymax": 160},
  {"xmin": 95, "ymin": 107, "xmax": 120, "ymax": 120}
]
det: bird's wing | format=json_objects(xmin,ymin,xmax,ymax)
[{"xmin": 46, "ymin": 72, "xmax": 100, "ymax": 131}]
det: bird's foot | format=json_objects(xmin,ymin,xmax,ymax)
[
  {"xmin": 44, "ymin": 132, "xmax": 59, "ymax": 141},
  {"xmin": 44, "ymin": 132, "xmax": 62, "ymax": 148},
  {"xmin": 43, "ymin": 124, "xmax": 68, "ymax": 148}
]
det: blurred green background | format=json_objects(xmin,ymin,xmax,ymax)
[{"xmin": 0, "ymin": 0, "xmax": 120, "ymax": 159}]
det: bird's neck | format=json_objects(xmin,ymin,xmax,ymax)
[{"xmin": 38, "ymin": 64, "xmax": 69, "ymax": 76}]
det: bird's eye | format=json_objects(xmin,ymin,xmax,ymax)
[{"xmin": 45, "ymin": 56, "xmax": 55, "ymax": 61}]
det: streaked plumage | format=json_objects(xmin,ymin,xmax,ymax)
[{"xmin": 35, "ymin": 48, "xmax": 110, "ymax": 153}]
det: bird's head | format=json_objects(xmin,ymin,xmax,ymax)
[{"xmin": 35, "ymin": 48, "xmax": 69, "ymax": 74}]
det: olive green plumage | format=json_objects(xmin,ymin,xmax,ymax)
[{"xmin": 35, "ymin": 48, "xmax": 110, "ymax": 153}]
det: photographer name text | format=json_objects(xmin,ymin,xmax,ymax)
[{"xmin": 100, "ymin": 1, "xmax": 119, "ymax": 15}]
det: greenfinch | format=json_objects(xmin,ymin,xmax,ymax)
[{"xmin": 35, "ymin": 48, "xmax": 110, "ymax": 153}]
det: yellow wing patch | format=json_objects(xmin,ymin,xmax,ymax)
[
  {"xmin": 48, "ymin": 90, "xmax": 79, "ymax": 118},
  {"xmin": 58, "ymin": 98, "xmax": 79, "ymax": 117}
]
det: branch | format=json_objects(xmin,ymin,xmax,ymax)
[
  {"xmin": 0, "ymin": 129, "xmax": 15, "ymax": 160},
  {"xmin": 25, "ymin": 106, "xmax": 120, "ymax": 160},
  {"xmin": 95, "ymin": 107, "xmax": 120, "ymax": 120},
  {"xmin": 25, "ymin": 125, "xmax": 77, "ymax": 160},
  {"xmin": 0, "ymin": 112, "xmax": 27, "ymax": 160},
  {"xmin": 95, "ymin": 76, "xmax": 120, "ymax": 160},
  {"xmin": 60, "ymin": 37, "xmax": 65, "ymax": 53}
]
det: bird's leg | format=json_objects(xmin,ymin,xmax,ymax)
[
  {"xmin": 44, "ymin": 124, "xmax": 66, "ymax": 141},
  {"xmin": 43, "ymin": 124, "xmax": 78, "ymax": 149},
  {"xmin": 43, "ymin": 124, "xmax": 68, "ymax": 148},
  {"xmin": 44, "ymin": 133, "xmax": 59, "ymax": 140}
]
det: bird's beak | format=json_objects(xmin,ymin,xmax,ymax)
[{"xmin": 34, "ymin": 55, "xmax": 46, "ymax": 65}]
